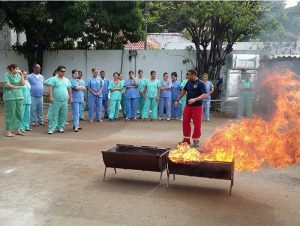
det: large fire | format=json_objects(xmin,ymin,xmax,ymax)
[{"xmin": 169, "ymin": 70, "xmax": 300, "ymax": 171}]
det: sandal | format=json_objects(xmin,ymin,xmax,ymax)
[
  {"xmin": 5, "ymin": 133, "xmax": 15, "ymax": 137},
  {"xmin": 16, "ymin": 131, "xmax": 26, "ymax": 136}
]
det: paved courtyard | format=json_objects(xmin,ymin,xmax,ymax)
[{"xmin": 0, "ymin": 107, "xmax": 299, "ymax": 226}]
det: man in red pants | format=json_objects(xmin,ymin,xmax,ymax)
[{"xmin": 174, "ymin": 69, "xmax": 208, "ymax": 147}]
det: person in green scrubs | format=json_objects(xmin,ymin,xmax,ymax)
[
  {"xmin": 142, "ymin": 71, "xmax": 161, "ymax": 120},
  {"xmin": 179, "ymin": 73, "xmax": 189, "ymax": 121},
  {"xmin": 45, "ymin": 69, "xmax": 58, "ymax": 123},
  {"xmin": 238, "ymin": 73, "xmax": 253, "ymax": 119},
  {"xmin": 118, "ymin": 73, "xmax": 126, "ymax": 118},
  {"xmin": 109, "ymin": 72, "xmax": 123, "ymax": 121},
  {"xmin": 2, "ymin": 64, "xmax": 25, "ymax": 137},
  {"xmin": 46, "ymin": 65, "xmax": 72, "ymax": 134},
  {"xmin": 19, "ymin": 70, "xmax": 32, "ymax": 133},
  {"xmin": 137, "ymin": 69, "xmax": 147, "ymax": 118}
]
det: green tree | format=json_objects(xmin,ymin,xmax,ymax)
[
  {"xmin": 144, "ymin": 1, "xmax": 182, "ymax": 33},
  {"xmin": 77, "ymin": 1, "xmax": 145, "ymax": 49},
  {"xmin": 0, "ymin": 8, "xmax": 5, "ymax": 26},
  {"xmin": 280, "ymin": 2, "xmax": 300, "ymax": 40},
  {"xmin": 147, "ymin": 1, "xmax": 280, "ymax": 79},
  {"xmin": 0, "ymin": 1, "xmax": 89, "ymax": 71},
  {"xmin": 255, "ymin": 1, "xmax": 300, "ymax": 41}
]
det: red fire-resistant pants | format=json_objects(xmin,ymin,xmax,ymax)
[{"xmin": 182, "ymin": 105, "xmax": 202, "ymax": 142}]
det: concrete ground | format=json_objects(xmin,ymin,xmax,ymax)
[{"xmin": 0, "ymin": 106, "xmax": 299, "ymax": 226}]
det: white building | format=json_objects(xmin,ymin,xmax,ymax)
[
  {"xmin": 0, "ymin": 25, "xmax": 26, "ymax": 49},
  {"xmin": 148, "ymin": 33, "xmax": 195, "ymax": 50}
]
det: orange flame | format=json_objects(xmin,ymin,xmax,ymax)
[
  {"xmin": 204, "ymin": 70, "xmax": 300, "ymax": 171},
  {"xmin": 170, "ymin": 70, "xmax": 300, "ymax": 171}
]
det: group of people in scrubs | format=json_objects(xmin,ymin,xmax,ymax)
[
  {"xmin": 83, "ymin": 69, "xmax": 189, "ymax": 123},
  {"xmin": 2, "ymin": 63, "xmax": 222, "ymax": 137}
]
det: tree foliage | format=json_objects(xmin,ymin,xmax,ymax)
[
  {"xmin": 0, "ymin": 7, "xmax": 5, "ymax": 27},
  {"xmin": 0, "ymin": 1, "xmax": 145, "ymax": 70},
  {"xmin": 77, "ymin": 1, "xmax": 144, "ymax": 49},
  {"xmin": 144, "ymin": 1, "xmax": 182, "ymax": 33},
  {"xmin": 257, "ymin": 2, "xmax": 300, "ymax": 41},
  {"xmin": 0, "ymin": 1, "xmax": 89, "ymax": 71},
  {"xmin": 147, "ymin": 1, "xmax": 283, "ymax": 79},
  {"xmin": 285, "ymin": 3, "xmax": 300, "ymax": 39}
]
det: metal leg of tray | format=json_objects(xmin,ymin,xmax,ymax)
[
  {"xmin": 166, "ymin": 171, "xmax": 169, "ymax": 189},
  {"xmin": 166, "ymin": 165, "xmax": 170, "ymax": 189},
  {"xmin": 229, "ymin": 179, "xmax": 234, "ymax": 196},
  {"xmin": 173, "ymin": 174, "xmax": 176, "ymax": 181},
  {"xmin": 103, "ymin": 167, "xmax": 107, "ymax": 181},
  {"xmin": 114, "ymin": 168, "xmax": 117, "ymax": 174},
  {"xmin": 159, "ymin": 171, "xmax": 163, "ymax": 184}
]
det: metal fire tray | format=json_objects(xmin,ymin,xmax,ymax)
[
  {"xmin": 101, "ymin": 144, "xmax": 169, "ymax": 183},
  {"xmin": 167, "ymin": 158, "xmax": 234, "ymax": 195}
]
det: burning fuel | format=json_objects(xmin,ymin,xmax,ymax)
[{"xmin": 170, "ymin": 70, "xmax": 300, "ymax": 171}]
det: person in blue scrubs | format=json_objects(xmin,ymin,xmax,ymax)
[
  {"xmin": 171, "ymin": 72, "xmax": 181, "ymax": 120},
  {"xmin": 27, "ymin": 64, "xmax": 44, "ymax": 126},
  {"xmin": 124, "ymin": 71, "xmax": 140, "ymax": 121},
  {"xmin": 78, "ymin": 71, "xmax": 85, "ymax": 120},
  {"xmin": 159, "ymin": 72, "xmax": 172, "ymax": 121},
  {"xmin": 71, "ymin": 69, "xmax": 85, "ymax": 132},
  {"xmin": 100, "ymin": 70, "xmax": 109, "ymax": 119},
  {"xmin": 86, "ymin": 68, "xmax": 103, "ymax": 123},
  {"xmin": 202, "ymin": 73, "xmax": 214, "ymax": 121}
]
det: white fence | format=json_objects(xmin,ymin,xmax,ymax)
[
  {"xmin": 1, "ymin": 50, "xmax": 197, "ymax": 81},
  {"xmin": 0, "ymin": 50, "xmax": 28, "ymax": 76}
]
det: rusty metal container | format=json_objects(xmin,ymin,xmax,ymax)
[
  {"xmin": 167, "ymin": 158, "xmax": 234, "ymax": 195},
  {"xmin": 101, "ymin": 144, "xmax": 169, "ymax": 183}
]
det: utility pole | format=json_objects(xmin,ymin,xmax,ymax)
[{"xmin": 144, "ymin": 2, "xmax": 148, "ymax": 50}]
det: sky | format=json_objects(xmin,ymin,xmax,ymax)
[{"xmin": 285, "ymin": 0, "xmax": 299, "ymax": 8}]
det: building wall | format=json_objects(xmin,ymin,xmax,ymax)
[
  {"xmin": 1, "ymin": 43, "xmax": 297, "ymax": 81},
  {"xmin": 0, "ymin": 49, "xmax": 196, "ymax": 81},
  {"xmin": 0, "ymin": 50, "xmax": 28, "ymax": 74}
]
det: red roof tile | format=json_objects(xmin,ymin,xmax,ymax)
[{"xmin": 125, "ymin": 37, "xmax": 161, "ymax": 49}]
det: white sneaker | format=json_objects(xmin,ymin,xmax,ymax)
[
  {"xmin": 48, "ymin": 130, "xmax": 54, "ymax": 134},
  {"xmin": 58, "ymin": 128, "xmax": 64, "ymax": 133},
  {"xmin": 167, "ymin": 118, "xmax": 170, "ymax": 121},
  {"xmin": 158, "ymin": 118, "xmax": 163, "ymax": 121}
]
